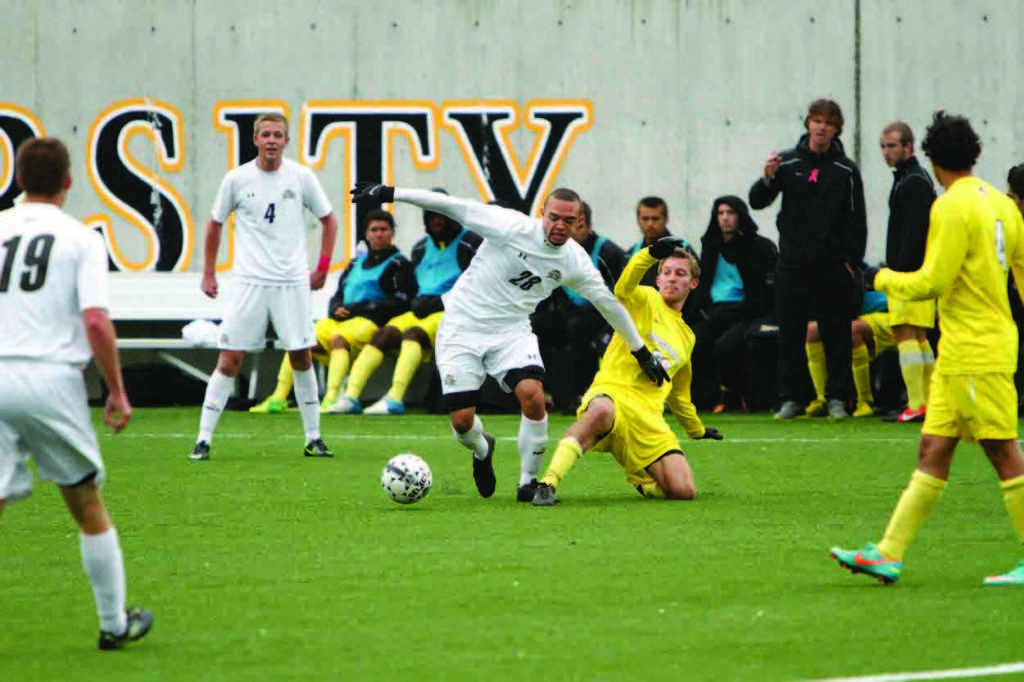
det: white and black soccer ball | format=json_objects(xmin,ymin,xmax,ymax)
[{"xmin": 381, "ymin": 454, "xmax": 432, "ymax": 504}]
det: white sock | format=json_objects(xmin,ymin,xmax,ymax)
[
  {"xmin": 293, "ymin": 367, "xmax": 321, "ymax": 441},
  {"xmin": 198, "ymin": 370, "xmax": 234, "ymax": 444},
  {"xmin": 80, "ymin": 528, "xmax": 127, "ymax": 635},
  {"xmin": 453, "ymin": 415, "xmax": 490, "ymax": 460},
  {"xmin": 518, "ymin": 414, "xmax": 548, "ymax": 485}
]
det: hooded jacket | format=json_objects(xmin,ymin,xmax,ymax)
[
  {"xmin": 749, "ymin": 134, "xmax": 867, "ymax": 270},
  {"xmin": 691, "ymin": 196, "xmax": 778, "ymax": 322},
  {"xmin": 885, "ymin": 155, "xmax": 935, "ymax": 272}
]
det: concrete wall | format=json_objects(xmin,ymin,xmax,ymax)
[{"xmin": 3, "ymin": 0, "xmax": 1022, "ymax": 274}]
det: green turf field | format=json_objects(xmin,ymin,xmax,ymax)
[{"xmin": 3, "ymin": 408, "xmax": 1023, "ymax": 682}]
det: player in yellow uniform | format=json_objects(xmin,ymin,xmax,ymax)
[
  {"xmin": 830, "ymin": 111, "xmax": 1024, "ymax": 585},
  {"xmin": 532, "ymin": 239, "xmax": 722, "ymax": 506}
]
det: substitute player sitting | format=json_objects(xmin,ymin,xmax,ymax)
[
  {"xmin": 250, "ymin": 209, "xmax": 416, "ymax": 413},
  {"xmin": 333, "ymin": 192, "xmax": 482, "ymax": 415},
  {"xmin": 532, "ymin": 240, "xmax": 723, "ymax": 506}
]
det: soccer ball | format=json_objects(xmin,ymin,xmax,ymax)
[{"xmin": 381, "ymin": 454, "xmax": 432, "ymax": 504}]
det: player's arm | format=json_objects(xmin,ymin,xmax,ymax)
[
  {"xmin": 328, "ymin": 263, "xmax": 355, "ymax": 320},
  {"xmin": 842, "ymin": 167, "xmax": 868, "ymax": 269},
  {"xmin": 665, "ymin": 363, "xmax": 706, "ymax": 439},
  {"xmin": 875, "ymin": 202, "xmax": 966, "ymax": 300},
  {"xmin": 201, "ymin": 219, "xmax": 223, "ymax": 298},
  {"xmin": 614, "ymin": 248, "xmax": 658, "ymax": 303},
  {"xmin": 749, "ymin": 152, "xmax": 783, "ymax": 210},
  {"xmin": 352, "ymin": 184, "xmax": 521, "ymax": 244},
  {"xmin": 310, "ymin": 212, "xmax": 338, "ymax": 291}
]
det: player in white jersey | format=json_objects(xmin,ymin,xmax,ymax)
[
  {"xmin": 0, "ymin": 138, "xmax": 153, "ymax": 649},
  {"xmin": 189, "ymin": 113, "xmax": 338, "ymax": 461},
  {"xmin": 351, "ymin": 183, "xmax": 669, "ymax": 501}
]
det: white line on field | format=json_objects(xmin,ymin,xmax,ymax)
[
  {"xmin": 110, "ymin": 431, "xmax": 916, "ymax": 445},
  {"xmin": 795, "ymin": 661, "xmax": 1024, "ymax": 682}
]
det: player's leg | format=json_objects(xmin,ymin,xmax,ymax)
[
  {"xmin": 324, "ymin": 318, "xmax": 379, "ymax": 413},
  {"xmin": 804, "ymin": 320, "xmax": 827, "ymax": 416},
  {"xmin": 534, "ymin": 395, "xmax": 616, "ymax": 506},
  {"xmin": 436, "ymin": 323, "xmax": 495, "ymax": 497},
  {"xmin": 894, "ymin": 323, "xmax": 927, "ymax": 417},
  {"xmin": 645, "ymin": 451, "xmax": 697, "ymax": 500},
  {"xmin": 190, "ymin": 349, "xmax": 244, "ymax": 461},
  {"xmin": 918, "ymin": 327, "xmax": 935, "ymax": 405},
  {"xmin": 347, "ymin": 324, "xmax": 401, "ymax": 400},
  {"xmin": 851, "ymin": 318, "xmax": 875, "ymax": 417},
  {"xmin": 508, "ymin": 372, "xmax": 548, "ymax": 501},
  {"xmin": 288, "ymin": 348, "xmax": 331, "ymax": 457},
  {"xmin": 775, "ymin": 267, "xmax": 812, "ymax": 419}
]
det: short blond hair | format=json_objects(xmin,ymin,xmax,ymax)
[
  {"xmin": 658, "ymin": 249, "xmax": 700, "ymax": 278},
  {"xmin": 254, "ymin": 113, "xmax": 289, "ymax": 136}
]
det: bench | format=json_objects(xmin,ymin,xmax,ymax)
[{"xmin": 106, "ymin": 272, "xmax": 336, "ymax": 400}]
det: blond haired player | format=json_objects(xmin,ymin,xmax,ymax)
[
  {"xmin": 532, "ymin": 240, "xmax": 722, "ymax": 506},
  {"xmin": 0, "ymin": 138, "xmax": 152, "ymax": 648},
  {"xmin": 831, "ymin": 111, "xmax": 1024, "ymax": 586},
  {"xmin": 188, "ymin": 113, "xmax": 338, "ymax": 461}
]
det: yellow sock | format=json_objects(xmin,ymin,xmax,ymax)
[
  {"xmin": 852, "ymin": 344, "xmax": 872, "ymax": 407},
  {"xmin": 540, "ymin": 438, "xmax": 583, "ymax": 489},
  {"xmin": 325, "ymin": 348, "xmax": 351, "ymax": 404},
  {"xmin": 346, "ymin": 346, "xmax": 383, "ymax": 400},
  {"xmin": 389, "ymin": 340, "xmax": 423, "ymax": 403},
  {"xmin": 920, "ymin": 340, "xmax": 935, "ymax": 405},
  {"xmin": 877, "ymin": 469, "xmax": 947, "ymax": 560},
  {"xmin": 806, "ymin": 341, "xmax": 826, "ymax": 402},
  {"xmin": 1001, "ymin": 475, "xmax": 1024, "ymax": 543},
  {"xmin": 272, "ymin": 358, "xmax": 294, "ymax": 401},
  {"xmin": 898, "ymin": 339, "xmax": 926, "ymax": 410},
  {"xmin": 639, "ymin": 482, "xmax": 666, "ymax": 499}
]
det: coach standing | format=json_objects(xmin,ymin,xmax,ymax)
[{"xmin": 750, "ymin": 98, "xmax": 867, "ymax": 420}]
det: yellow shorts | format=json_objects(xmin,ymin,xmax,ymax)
[
  {"xmin": 860, "ymin": 312, "xmax": 896, "ymax": 360},
  {"xmin": 888, "ymin": 297, "xmax": 936, "ymax": 329},
  {"xmin": 579, "ymin": 383, "xmax": 682, "ymax": 487},
  {"xmin": 312, "ymin": 317, "xmax": 378, "ymax": 362},
  {"xmin": 923, "ymin": 371, "xmax": 1018, "ymax": 443},
  {"xmin": 384, "ymin": 311, "xmax": 444, "ymax": 361}
]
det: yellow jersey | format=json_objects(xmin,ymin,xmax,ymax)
[
  {"xmin": 876, "ymin": 176, "xmax": 1024, "ymax": 374},
  {"xmin": 590, "ymin": 250, "xmax": 705, "ymax": 438}
]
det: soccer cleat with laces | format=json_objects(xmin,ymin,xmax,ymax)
[
  {"xmin": 98, "ymin": 607, "xmax": 154, "ymax": 651},
  {"xmin": 249, "ymin": 396, "xmax": 287, "ymax": 414},
  {"xmin": 472, "ymin": 434, "xmax": 497, "ymax": 498},
  {"xmin": 304, "ymin": 438, "xmax": 334, "ymax": 458},
  {"xmin": 830, "ymin": 542, "xmax": 902, "ymax": 584},
  {"xmin": 516, "ymin": 478, "xmax": 539, "ymax": 502},
  {"xmin": 188, "ymin": 441, "xmax": 210, "ymax": 461},
  {"xmin": 364, "ymin": 396, "xmax": 406, "ymax": 416},
  {"xmin": 532, "ymin": 482, "xmax": 560, "ymax": 507},
  {"xmin": 325, "ymin": 396, "xmax": 361, "ymax": 414},
  {"xmin": 983, "ymin": 560, "xmax": 1024, "ymax": 586},
  {"xmin": 804, "ymin": 399, "xmax": 827, "ymax": 418}
]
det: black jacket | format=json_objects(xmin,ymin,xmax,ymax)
[
  {"xmin": 691, "ymin": 196, "xmax": 778, "ymax": 322},
  {"xmin": 749, "ymin": 134, "xmax": 867, "ymax": 270},
  {"xmin": 885, "ymin": 155, "xmax": 936, "ymax": 272},
  {"xmin": 327, "ymin": 245, "xmax": 417, "ymax": 327}
]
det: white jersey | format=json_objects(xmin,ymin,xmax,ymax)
[
  {"xmin": 0, "ymin": 203, "xmax": 109, "ymax": 366},
  {"xmin": 211, "ymin": 158, "xmax": 332, "ymax": 284},
  {"xmin": 393, "ymin": 189, "xmax": 643, "ymax": 349}
]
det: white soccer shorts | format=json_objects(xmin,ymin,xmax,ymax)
[
  {"xmin": 435, "ymin": 319, "xmax": 544, "ymax": 394},
  {"xmin": 0, "ymin": 362, "xmax": 105, "ymax": 500},
  {"xmin": 218, "ymin": 280, "xmax": 316, "ymax": 351}
]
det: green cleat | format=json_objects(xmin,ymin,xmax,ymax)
[
  {"xmin": 830, "ymin": 542, "xmax": 902, "ymax": 585},
  {"xmin": 983, "ymin": 560, "xmax": 1024, "ymax": 586},
  {"xmin": 249, "ymin": 396, "xmax": 287, "ymax": 414}
]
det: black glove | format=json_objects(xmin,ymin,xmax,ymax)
[
  {"xmin": 411, "ymin": 295, "xmax": 443, "ymax": 319},
  {"xmin": 350, "ymin": 181, "xmax": 395, "ymax": 204},
  {"xmin": 697, "ymin": 427, "xmax": 723, "ymax": 441},
  {"xmin": 648, "ymin": 236, "xmax": 687, "ymax": 260},
  {"xmin": 631, "ymin": 346, "xmax": 669, "ymax": 386},
  {"xmin": 862, "ymin": 264, "xmax": 880, "ymax": 291}
]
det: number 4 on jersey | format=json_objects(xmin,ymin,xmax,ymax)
[{"xmin": 264, "ymin": 203, "xmax": 276, "ymax": 223}]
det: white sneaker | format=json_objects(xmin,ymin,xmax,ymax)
[
  {"xmin": 325, "ymin": 396, "xmax": 362, "ymax": 414},
  {"xmin": 364, "ymin": 396, "xmax": 405, "ymax": 415}
]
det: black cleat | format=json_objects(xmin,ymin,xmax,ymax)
[
  {"xmin": 98, "ymin": 607, "xmax": 154, "ymax": 651},
  {"xmin": 516, "ymin": 478, "xmax": 539, "ymax": 502},
  {"xmin": 472, "ymin": 433, "xmax": 497, "ymax": 498},
  {"xmin": 188, "ymin": 441, "xmax": 210, "ymax": 461},
  {"xmin": 304, "ymin": 438, "xmax": 334, "ymax": 458},
  {"xmin": 531, "ymin": 482, "xmax": 560, "ymax": 507}
]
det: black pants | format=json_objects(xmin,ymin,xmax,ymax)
[
  {"xmin": 531, "ymin": 305, "xmax": 609, "ymax": 409},
  {"xmin": 690, "ymin": 303, "xmax": 750, "ymax": 408},
  {"xmin": 775, "ymin": 264, "xmax": 856, "ymax": 404}
]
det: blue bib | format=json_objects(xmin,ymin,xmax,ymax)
[
  {"xmin": 710, "ymin": 254, "xmax": 745, "ymax": 303},
  {"xmin": 343, "ymin": 252, "xmax": 400, "ymax": 305},
  {"xmin": 416, "ymin": 228, "xmax": 468, "ymax": 297}
]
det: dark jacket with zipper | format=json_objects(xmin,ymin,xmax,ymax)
[{"xmin": 885, "ymin": 155, "xmax": 936, "ymax": 272}]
